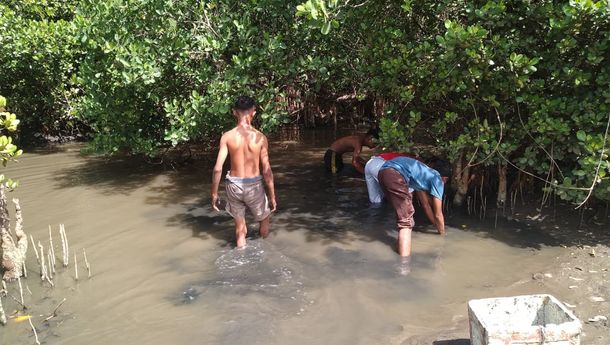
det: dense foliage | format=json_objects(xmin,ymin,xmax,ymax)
[
  {"xmin": 1, "ymin": 0, "xmax": 609, "ymax": 205},
  {"xmin": 76, "ymin": 0, "xmax": 335, "ymax": 155},
  {"xmin": 0, "ymin": 1, "xmax": 81, "ymax": 139},
  {"xmin": 297, "ymin": 0, "xmax": 610, "ymax": 205}
]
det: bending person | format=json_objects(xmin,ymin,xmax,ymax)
[
  {"xmin": 324, "ymin": 128, "xmax": 379, "ymax": 174},
  {"xmin": 365, "ymin": 152, "xmax": 417, "ymax": 204},
  {"xmin": 377, "ymin": 156, "xmax": 452, "ymax": 256}
]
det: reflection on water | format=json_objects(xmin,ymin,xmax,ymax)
[{"xmin": 1, "ymin": 130, "xmax": 563, "ymax": 345}]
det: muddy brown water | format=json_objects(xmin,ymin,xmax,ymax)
[{"xmin": 2, "ymin": 129, "xmax": 565, "ymax": 345}]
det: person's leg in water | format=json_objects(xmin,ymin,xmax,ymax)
[
  {"xmin": 259, "ymin": 215, "xmax": 270, "ymax": 238},
  {"xmin": 379, "ymin": 168, "xmax": 415, "ymax": 256},
  {"xmin": 235, "ymin": 217, "xmax": 248, "ymax": 248},
  {"xmin": 397, "ymin": 227, "xmax": 413, "ymax": 257},
  {"xmin": 234, "ymin": 217, "xmax": 247, "ymax": 248}
]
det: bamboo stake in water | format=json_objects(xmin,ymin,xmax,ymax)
[
  {"xmin": 83, "ymin": 249, "xmax": 91, "ymax": 278},
  {"xmin": 22, "ymin": 261, "xmax": 27, "ymax": 278}
]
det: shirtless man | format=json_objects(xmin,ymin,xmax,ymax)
[
  {"xmin": 211, "ymin": 96, "xmax": 277, "ymax": 248},
  {"xmin": 324, "ymin": 129, "xmax": 379, "ymax": 174}
]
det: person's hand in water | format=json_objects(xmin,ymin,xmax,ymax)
[{"xmin": 211, "ymin": 194, "xmax": 220, "ymax": 211}]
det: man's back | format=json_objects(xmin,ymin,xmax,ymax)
[
  {"xmin": 381, "ymin": 157, "xmax": 444, "ymax": 200},
  {"xmin": 224, "ymin": 125, "xmax": 266, "ymax": 178},
  {"xmin": 330, "ymin": 135, "xmax": 362, "ymax": 154}
]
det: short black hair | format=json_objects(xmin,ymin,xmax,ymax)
[
  {"xmin": 366, "ymin": 128, "xmax": 379, "ymax": 139},
  {"xmin": 428, "ymin": 157, "xmax": 452, "ymax": 178},
  {"xmin": 234, "ymin": 96, "xmax": 256, "ymax": 111}
]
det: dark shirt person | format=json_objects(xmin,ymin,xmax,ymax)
[
  {"xmin": 211, "ymin": 96, "xmax": 277, "ymax": 248},
  {"xmin": 378, "ymin": 157, "xmax": 452, "ymax": 256},
  {"xmin": 324, "ymin": 129, "xmax": 379, "ymax": 174}
]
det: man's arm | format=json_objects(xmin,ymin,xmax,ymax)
[
  {"xmin": 260, "ymin": 136, "xmax": 277, "ymax": 211},
  {"xmin": 431, "ymin": 196, "xmax": 445, "ymax": 235},
  {"xmin": 415, "ymin": 191, "xmax": 436, "ymax": 224},
  {"xmin": 211, "ymin": 135, "xmax": 228, "ymax": 211},
  {"xmin": 351, "ymin": 144, "xmax": 366, "ymax": 174}
]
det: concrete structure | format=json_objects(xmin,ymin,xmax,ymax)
[{"xmin": 468, "ymin": 294, "xmax": 581, "ymax": 345}]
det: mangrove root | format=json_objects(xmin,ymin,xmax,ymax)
[
  {"xmin": 0, "ymin": 297, "xmax": 6, "ymax": 325},
  {"xmin": 0, "ymin": 187, "xmax": 28, "ymax": 281},
  {"xmin": 59, "ymin": 224, "xmax": 69, "ymax": 267},
  {"xmin": 0, "ymin": 281, "xmax": 6, "ymax": 325},
  {"xmin": 83, "ymin": 248, "xmax": 91, "ymax": 278},
  {"xmin": 28, "ymin": 317, "xmax": 40, "ymax": 345}
]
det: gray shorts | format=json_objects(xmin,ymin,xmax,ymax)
[{"xmin": 225, "ymin": 174, "xmax": 271, "ymax": 221}]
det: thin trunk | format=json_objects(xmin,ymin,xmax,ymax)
[
  {"xmin": 497, "ymin": 162, "xmax": 507, "ymax": 208},
  {"xmin": 452, "ymin": 151, "xmax": 471, "ymax": 206}
]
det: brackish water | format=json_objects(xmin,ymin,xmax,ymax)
[{"xmin": 2, "ymin": 129, "xmax": 563, "ymax": 344}]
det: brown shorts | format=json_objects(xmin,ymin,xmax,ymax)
[
  {"xmin": 225, "ymin": 175, "xmax": 271, "ymax": 221},
  {"xmin": 378, "ymin": 168, "xmax": 414, "ymax": 231}
]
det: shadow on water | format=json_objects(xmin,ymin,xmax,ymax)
[{"xmin": 53, "ymin": 155, "xmax": 166, "ymax": 195}]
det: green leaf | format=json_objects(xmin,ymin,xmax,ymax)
[{"xmin": 321, "ymin": 21, "xmax": 331, "ymax": 35}]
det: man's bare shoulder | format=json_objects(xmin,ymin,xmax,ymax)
[
  {"xmin": 244, "ymin": 127, "xmax": 267, "ymax": 144},
  {"xmin": 220, "ymin": 127, "xmax": 240, "ymax": 140},
  {"xmin": 331, "ymin": 135, "xmax": 361, "ymax": 152}
]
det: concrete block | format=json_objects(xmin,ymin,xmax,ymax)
[{"xmin": 468, "ymin": 294, "xmax": 581, "ymax": 345}]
